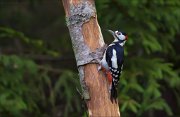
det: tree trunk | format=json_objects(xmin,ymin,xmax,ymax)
[{"xmin": 62, "ymin": 0, "xmax": 120, "ymax": 116}]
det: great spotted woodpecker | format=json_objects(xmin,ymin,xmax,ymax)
[{"xmin": 99, "ymin": 30, "xmax": 128, "ymax": 102}]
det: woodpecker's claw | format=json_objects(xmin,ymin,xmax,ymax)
[{"xmin": 98, "ymin": 65, "xmax": 102, "ymax": 71}]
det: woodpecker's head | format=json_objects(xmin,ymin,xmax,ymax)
[{"xmin": 108, "ymin": 30, "xmax": 128, "ymax": 41}]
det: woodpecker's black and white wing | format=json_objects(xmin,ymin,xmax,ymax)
[{"xmin": 105, "ymin": 44, "xmax": 124, "ymax": 101}]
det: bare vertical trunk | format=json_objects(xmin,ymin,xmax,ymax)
[{"xmin": 62, "ymin": 0, "xmax": 120, "ymax": 116}]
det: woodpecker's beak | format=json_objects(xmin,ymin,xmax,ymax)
[{"xmin": 107, "ymin": 30, "xmax": 114, "ymax": 35}]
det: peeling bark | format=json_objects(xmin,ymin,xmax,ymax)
[
  {"xmin": 62, "ymin": 0, "xmax": 120, "ymax": 116},
  {"xmin": 64, "ymin": 0, "xmax": 105, "ymax": 100}
]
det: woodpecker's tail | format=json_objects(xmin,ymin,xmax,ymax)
[{"xmin": 110, "ymin": 82, "xmax": 118, "ymax": 103}]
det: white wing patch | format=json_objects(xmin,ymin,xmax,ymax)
[
  {"xmin": 111, "ymin": 49, "xmax": 118, "ymax": 69},
  {"xmin": 109, "ymin": 43, "xmax": 115, "ymax": 46}
]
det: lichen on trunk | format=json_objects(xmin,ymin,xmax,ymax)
[
  {"xmin": 65, "ymin": 1, "xmax": 105, "ymax": 100},
  {"xmin": 62, "ymin": 0, "xmax": 120, "ymax": 116}
]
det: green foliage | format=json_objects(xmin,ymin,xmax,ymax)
[
  {"xmin": 0, "ymin": 55, "xmax": 38, "ymax": 116},
  {"xmin": 96, "ymin": 0, "xmax": 180, "ymax": 116},
  {"xmin": 0, "ymin": 27, "xmax": 59, "ymax": 57},
  {"xmin": 0, "ymin": 55, "xmax": 81, "ymax": 117},
  {"xmin": 0, "ymin": 0, "xmax": 180, "ymax": 117}
]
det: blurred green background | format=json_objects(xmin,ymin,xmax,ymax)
[{"xmin": 0, "ymin": 0, "xmax": 180, "ymax": 117}]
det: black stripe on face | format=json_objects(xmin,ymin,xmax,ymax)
[
  {"xmin": 115, "ymin": 34, "xmax": 126, "ymax": 42},
  {"xmin": 121, "ymin": 32, "xmax": 127, "ymax": 36}
]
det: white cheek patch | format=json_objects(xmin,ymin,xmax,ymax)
[{"xmin": 118, "ymin": 35, "xmax": 125, "ymax": 40}]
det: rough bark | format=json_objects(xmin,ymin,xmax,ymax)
[{"xmin": 62, "ymin": 0, "xmax": 120, "ymax": 116}]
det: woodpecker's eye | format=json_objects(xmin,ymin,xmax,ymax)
[{"xmin": 117, "ymin": 31, "xmax": 121, "ymax": 35}]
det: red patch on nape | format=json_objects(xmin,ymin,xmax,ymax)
[{"xmin": 125, "ymin": 35, "xmax": 128, "ymax": 40}]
